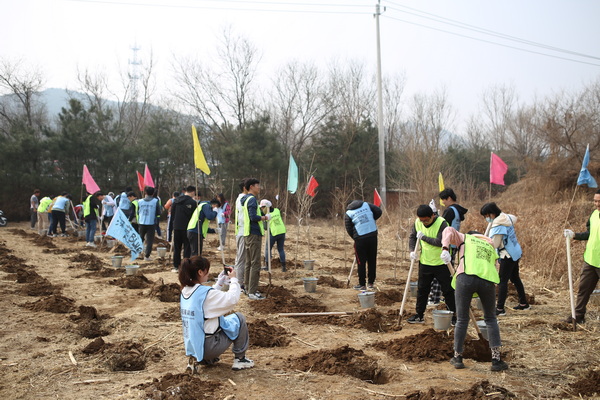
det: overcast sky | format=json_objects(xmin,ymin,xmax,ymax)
[{"xmin": 2, "ymin": 0, "xmax": 600, "ymax": 131}]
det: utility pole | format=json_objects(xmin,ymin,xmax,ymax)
[
  {"xmin": 128, "ymin": 42, "xmax": 141, "ymax": 102},
  {"xmin": 375, "ymin": 1, "xmax": 386, "ymax": 207}
]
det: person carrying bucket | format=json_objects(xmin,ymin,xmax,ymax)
[
  {"xmin": 179, "ymin": 256, "xmax": 254, "ymax": 373},
  {"xmin": 407, "ymin": 204, "xmax": 456, "ymax": 324},
  {"xmin": 441, "ymin": 227, "xmax": 508, "ymax": 371},
  {"xmin": 345, "ymin": 199, "xmax": 382, "ymax": 290},
  {"xmin": 563, "ymin": 188, "xmax": 600, "ymax": 324}
]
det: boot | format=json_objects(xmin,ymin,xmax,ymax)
[{"xmin": 281, "ymin": 263, "xmax": 287, "ymax": 272}]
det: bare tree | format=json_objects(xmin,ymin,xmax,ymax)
[
  {"xmin": 171, "ymin": 27, "xmax": 261, "ymax": 139},
  {"xmin": 382, "ymin": 72, "xmax": 406, "ymax": 152},
  {"xmin": 480, "ymin": 84, "xmax": 518, "ymax": 150}
]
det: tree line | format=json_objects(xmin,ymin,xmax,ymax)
[{"xmin": 1, "ymin": 30, "xmax": 598, "ymax": 220}]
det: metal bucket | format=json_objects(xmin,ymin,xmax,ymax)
[
  {"xmin": 409, "ymin": 281, "xmax": 418, "ymax": 297},
  {"xmin": 111, "ymin": 256, "xmax": 124, "ymax": 268},
  {"xmin": 476, "ymin": 320, "xmax": 489, "ymax": 340},
  {"xmin": 589, "ymin": 289, "xmax": 600, "ymax": 306},
  {"xmin": 302, "ymin": 277, "xmax": 318, "ymax": 292},
  {"xmin": 125, "ymin": 265, "xmax": 139, "ymax": 276},
  {"xmin": 303, "ymin": 260, "xmax": 315, "ymax": 270},
  {"xmin": 157, "ymin": 247, "xmax": 167, "ymax": 258},
  {"xmin": 94, "ymin": 235, "xmax": 102, "ymax": 243},
  {"xmin": 432, "ymin": 310, "xmax": 454, "ymax": 330},
  {"xmin": 358, "ymin": 291, "xmax": 376, "ymax": 308},
  {"xmin": 106, "ymin": 239, "xmax": 117, "ymax": 248}
]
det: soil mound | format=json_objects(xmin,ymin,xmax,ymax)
[
  {"xmin": 0, "ymin": 254, "xmax": 27, "ymax": 272},
  {"xmin": 82, "ymin": 337, "xmax": 108, "ymax": 354},
  {"xmin": 158, "ymin": 306, "xmax": 180, "ymax": 322},
  {"xmin": 69, "ymin": 305, "xmax": 110, "ymax": 338},
  {"xmin": 317, "ymin": 275, "xmax": 346, "ymax": 288},
  {"xmin": 24, "ymin": 294, "xmax": 76, "ymax": 313},
  {"xmin": 110, "ymin": 275, "xmax": 152, "ymax": 289},
  {"xmin": 372, "ymin": 329, "xmax": 491, "ymax": 362},
  {"xmin": 16, "ymin": 268, "xmax": 61, "ymax": 296},
  {"xmin": 34, "ymin": 235, "xmax": 57, "ymax": 248},
  {"xmin": 150, "ymin": 278, "xmax": 181, "ymax": 302},
  {"xmin": 296, "ymin": 309, "xmax": 401, "ymax": 333},
  {"xmin": 375, "ymin": 289, "xmax": 403, "ymax": 306},
  {"xmin": 16, "ymin": 268, "xmax": 43, "ymax": 283},
  {"xmin": 250, "ymin": 285, "xmax": 327, "ymax": 314},
  {"xmin": 138, "ymin": 373, "xmax": 222, "ymax": 400},
  {"xmin": 105, "ymin": 340, "xmax": 146, "ymax": 371},
  {"xmin": 42, "ymin": 248, "xmax": 74, "ymax": 254},
  {"xmin": 406, "ymin": 380, "xmax": 515, "ymax": 399},
  {"xmin": 77, "ymin": 268, "xmax": 123, "ymax": 278},
  {"xmin": 570, "ymin": 369, "xmax": 600, "ymax": 397},
  {"xmin": 248, "ymin": 319, "xmax": 290, "ymax": 347},
  {"xmin": 292, "ymin": 345, "xmax": 388, "ymax": 384},
  {"xmin": 69, "ymin": 253, "xmax": 104, "ymax": 270}
]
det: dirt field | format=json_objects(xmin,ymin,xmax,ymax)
[{"xmin": 0, "ymin": 219, "xmax": 599, "ymax": 400}]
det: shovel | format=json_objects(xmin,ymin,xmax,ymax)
[
  {"xmin": 445, "ymin": 262, "xmax": 490, "ymax": 353},
  {"xmin": 565, "ymin": 236, "xmax": 577, "ymax": 331},
  {"xmin": 265, "ymin": 219, "xmax": 273, "ymax": 298},
  {"xmin": 398, "ymin": 239, "xmax": 420, "ymax": 324},
  {"xmin": 346, "ymin": 257, "xmax": 356, "ymax": 288}
]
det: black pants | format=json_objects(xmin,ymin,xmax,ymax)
[
  {"xmin": 497, "ymin": 257, "xmax": 527, "ymax": 309},
  {"xmin": 416, "ymin": 263, "xmax": 456, "ymax": 315},
  {"xmin": 187, "ymin": 231, "xmax": 204, "ymax": 257},
  {"xmin": 173, "ymin": 229, "xmax": 191, "ymax": 269},
  {"xmin": 354, "ymin": 235, "xmax": 378, "ymax": 286},
  {"xmin": 138, "ymin": 224, "xmax": 155, "ymax": 258}
]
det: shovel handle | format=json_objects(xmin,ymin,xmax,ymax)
[{"xmin": 399, "ymin": 240, "xmax": 420, "ymax": 319}]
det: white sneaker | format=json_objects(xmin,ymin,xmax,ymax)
[
  {"xmin": 89, "ymin": 242, "xmax": 97, "ymax": 248},
  {"xmin": 144, "ymin": 256, "xmax": 153, "ymax": 261},
  {"xmin": 217, "ymin": 246, "xmax": 223, "ymax": 251},
  {"xmin": 171, "ymin": 268, "xmax": 178, "ymax": 273},
  {"xmin": 232, "ymin": 357, "xmax": 254, "ymax": 370},
  {"xmin": 248, "ymin": 293, "xmax": 265, "ymax": 300}
]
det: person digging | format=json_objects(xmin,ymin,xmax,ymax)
[{"xmin": 442, "ymin": 227, "xmax": 508, "ymax": 372}]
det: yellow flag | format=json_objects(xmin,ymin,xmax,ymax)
[
  {"xmin": 438, "ymin": 172, "xmax": 445, "ymax": 206},
  {"xmin": 192, "ymin": 125, "xmax": 211, "ymax": 175}
]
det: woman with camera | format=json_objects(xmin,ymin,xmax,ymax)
[{"xmin": 179, "ymin": 256, "xmax": 254, "ymax": 373}]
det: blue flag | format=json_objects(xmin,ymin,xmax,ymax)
[
  {"xmin": 106, "ymin": 208, "xmax": 144, "ymax": 261},
  {"xmin": 287, "ymin": 154, "xmax": 298, "ymax": 194},
  {"xmin": 577, "ymin": 144, "xmax": 598, "ymax": 188}
]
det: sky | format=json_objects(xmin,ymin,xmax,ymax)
[{"xmin": 2, "ymin": 0, "xmax": 600, "ymax": 132}]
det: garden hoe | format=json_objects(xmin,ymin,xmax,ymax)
[{"xmin": 397, "ymin": 239, "xmax": 420, "ymax": 326}]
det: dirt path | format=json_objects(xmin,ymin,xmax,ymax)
[{"xmin": 0, "ymin": 222, "xmax": 598, "ymax": 399}]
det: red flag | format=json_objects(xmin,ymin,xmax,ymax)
[
  {"xmin": 82, "ymin": 165, "xmax": 100, "ymax": 194},
  {"xmin": 373, "ymin": 188, "xmax": 382, "ymax": 207},
  {"xmin": 306, "ymin": 176, "xmax": 319, "ymax": 197},
  {"xmin": 490, "ymin": 152, "xmax": 508, "ymax": 185},
  {"xmin": 144, "ymin": 164, "xmax": 155, "ymax": 188},
  {"xmin": 137, "ymin": 171, "xmax": 145, "ymax": 193}
]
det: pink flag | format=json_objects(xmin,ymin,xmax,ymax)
[
  {"xmin": 490, "ymin": 152, "xmax": 508, "ymax": 185},
  {"xmin": 82, "ymin": 165, "xmax": 100, "ymax": 194},
  {"xmin": 373, "ymin": 189, "xmax": 382, "ymax": 207},
  {"xmin": 137, "ymin": 171, "xmax": 145, "ymax": 194},
  {"xmin": 144, "ymin": 164, "xmax": 155, "ymax": 188}
]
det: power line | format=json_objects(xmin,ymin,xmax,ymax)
[
  {"xmin": 65, "ymin": 0, "xmax": 372, "ymax": 14},
  {"xmin": 382, "ymin": 13, "xmax": 600, "ymax": 68},
  {"xmin": 383, "ymin": 0, "xmax": 600, "ymax": 62}
]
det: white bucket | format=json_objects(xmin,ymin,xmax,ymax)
[
  {"xmin": 358, "ymin": 291, "xmax": 376, "ymax": 308},
  {"xmin": 432, "ymin": 310, "xmax": 454, "ymax": 330},
  {"xmin": 303, "ymin": 260, "xmax": 315, "ymax": 270},
  {"xmin": 106, "ymin": 239, "xmax": 117, "ymax": 248},
  {"xmin": 111, "ymin": 256, "xmax": 124, "ymax": 268},
  {"xmin": 157, "ymin": 247, "xmax": 167, "ymax": 258},
  {"xmin": 94, "ymin": 235, "xmax": 102, "ymax": 243},
  {"xmin": 409, "ymin": 281, "xmax": 418, "ymax": 297},
  {"xmin": 589, "ymin": 289, "xmax": 600, "ymax": 306},
  {"xmin": 302, "ymin": 277, "xmax": 318, "ymax": 293},
  {"xmin": 476, "ymin": 320, "xmax": 489, "ymax": 340},
  {"xmin": 77, "ymin": 230, "xmax": 86, "ymax": 238},
  {"xmin": 125, "ymin": 265, "xmax": 139, "ymax": 276}
]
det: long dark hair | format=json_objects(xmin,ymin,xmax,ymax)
[{"xmin": 179, "ymin": 256, "xmax": 210, "ymax": 288}]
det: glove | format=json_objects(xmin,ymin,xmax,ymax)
[
  {"xmin": 416, "ymin": 231, "xmax": 424, "ymax": 240},
  {"xmin": 410, "ymin": 251, "xmax": 418, "ymax": 260},
  {"xmin": 429, "ymin": 199, "xmax": 438, "ymax": 214},
  {"xmin": 216, "ymin": 270, "xmax": 231, "ymax": 287},
  {"xmin": 212, "ymin": 207, "xmax": 218, "ymax": 212},
  {"xmin": 564, "ymin": 229, "xmax": 575, "ymax": 239},
  {"xmin": 441, "ymin": 249, "xmax": 452, "ymax": 264},
  {"xmin": 264, "ymin": 213, "xmax": 271, "ymax": 221}
]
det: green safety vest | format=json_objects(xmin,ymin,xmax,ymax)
[
  {"xmin": 268, "ymin": 208, "xmax": 286, "ymax": 236},
  {"xmin": 584, "ymin": 210, "xmax": 600, "ymax": 268},
  {"xmin": 83, "ymin": 195, "xmax": 97, "ymax": 218},
  {"xmin": 187, "ymin": 202, "xmax": 211, "ymax": 239},
  {"xmin": 243, "ymin": 195, "xmax": 263, "ymax": 237},
  {"xmin": 131, "ymin": 200, "xmax": 139, "ymax": 222},
  {"xmin": 452, "ymin": 234, "xmax": 500, "ymax": 289},
  {"xmin": 38, "ymin": 197, "xmax": 53, "ymax": 213},
  {"xmin": 415, "ymin": 217, "xmax": 445, "ymax": 265}
]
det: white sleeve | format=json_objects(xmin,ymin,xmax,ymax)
[{"xmin": 203, "ymin": 278, "xmax": 241, "ymax": 319}]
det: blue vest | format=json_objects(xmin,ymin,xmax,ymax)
[
  {"xmin": 53, "ymin": 196, "xmax": 69, "ymax": 212},
  {"xmin": 490, "ymin": 215, "xmax": 522, "ymax": 261},
  {"xmin": 118, "ymin": 192, "xmax": 131, "ymax": 210},
  {"xmin": 346, "ymin": 202, "xmax": 377, "ymax": 236},
  {"xmin": 137, "ymin": 197, "xmax": 158, "ymax": 225},
  {"xmin": 180, "ymin": 285, "xmax": 241, "ymax": 361},
  {"xmin": 448, "ymin": 205, "xmax": 461, "ymax": 231}
]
